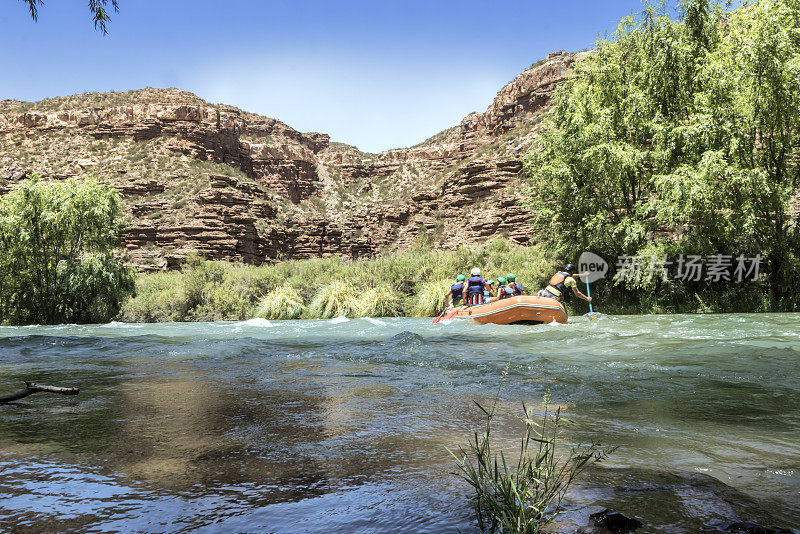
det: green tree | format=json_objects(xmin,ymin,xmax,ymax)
[
  {"xmin": 0, "ymin": 176, "xmax": 135, "ymax": 324},
  {"xmin": 524, "ymin": 0, "xmax": 800, "ymax": 309},
  {"xmin": 20, "ymin": 0, "xmax": 119, "ymax": 34}
]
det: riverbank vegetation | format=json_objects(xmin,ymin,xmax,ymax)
[
  {"xmin": 119, "ymin": 235, "xmax": 777, "ymax": 322},
  {"xmin": 525, "ymin": 0, "xmax": 800, "ymax": 312},
  {"xmin": 119, "ymin": 239, "xmax": 555, "ymax": 322},
  {"xmin": 0, "ymin": 177, "xmax": 134, "ymax": 325}
]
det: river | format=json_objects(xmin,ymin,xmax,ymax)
[{"xmin": 0, "ymin": 314, "xmax": 798, "ymax": 533}]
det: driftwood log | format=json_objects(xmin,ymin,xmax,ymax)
[{"xmin": 0, "ymin": 382, "xmax": 80, "ymax": 404}]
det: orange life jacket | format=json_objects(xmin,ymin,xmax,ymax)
[{"xmin": 546, "ymin": 272, "xmax": 569, "ymax": 297}]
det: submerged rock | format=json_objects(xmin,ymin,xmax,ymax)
[
  {"xmin": 584, "ymin": 508, "xmax": 643, "ymax": 533},
  {"xmin": 552, "ymin": 467, "xmax": 798, "ymax": 533}
]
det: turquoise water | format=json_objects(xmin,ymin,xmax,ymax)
[{"xmin": 0, "ymin": 314, "xmax": 798, "ymax": 532}]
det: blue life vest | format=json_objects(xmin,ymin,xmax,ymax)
[
  {"xmin": 512, "ymin": 282, "xmax": 525, "ymax": 296},
  {"xmin": 451, "ymin": 283, "xmax": 464, "ymax": 302},
  {"xmin": 498, "ymin": 285, "xmax": 514, "ymax": 300},
  {"xmin": 466, "ymin": 276, "xmax": 485, "ymax": 296}
]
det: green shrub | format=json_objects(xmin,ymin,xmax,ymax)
[
  {"xmin": 0, "ymin": 176, "xmax": 134, "ymax": 325},
  {"xmin": 191, "ymin": 281, "xmax": 253, "ymax": 321},
  {"xmin": 256, "ymin": 284, "xmax": 306, "ymax": 320},
  {"xmin": 119, "ymin": 271, "xmax": 187, "ymax": 322},
  {"xmin": 182, "ymin": 256, "xmax": 226, "ymax": 310}
]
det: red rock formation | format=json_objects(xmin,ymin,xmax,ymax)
[{"xmin": 0, "ymin": 52, "xmax": 579, "ymax": 267}]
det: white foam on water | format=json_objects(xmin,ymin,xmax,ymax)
[
  {"xmin": 238, "ymin": 318, "xmax": 274, "ymax": 328},
  {"xmin": 364, "ymin": 317, "xmax": 387, "ymax": 326},
  {"xmin": 100, "ymin": 321, "xmax": 143, "ymax": 329},
  {"xmin": 330, "ymin": 316, "xmax": 350, "ymax": 324}
]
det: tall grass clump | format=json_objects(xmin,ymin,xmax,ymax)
[
  {"xmin": 357, "ymin": 285, "xmax": 401, "ymax": 317},
  {"xmin": 451, "ymin": 395, "xmax": 615, "ymax": 534},
  {"xmin": 256, "ymin": 284, "xmax": 306, "ymax": 320},
  {"xmin": 308, "ymin": 280, "xmax": 360, "ymax": 318},
  {"xmin": 412, "ymin": 279, "xmax": 451, "ymax": 317}
]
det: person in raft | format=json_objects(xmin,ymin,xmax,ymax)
[
  {"xmin": 538, "ymin": 264, "xmax": 592, "ymax": 303},
  {"xmin": 496, "ymin": 276, "xmax": 507, "ymax": 290},
  {"xmin": 444, "ymin": 275, "xmax": 466, "ymax": 308},
  {"xmin": 463, "ymin": 267, "xmax": 489, "ymax": 305},
  {"xmin": 498, "ymin": 273, "xmax": 525, "ymax": 300},
  {"xmin": 484, "ymin": 279, "xmax": 496, "ymax": 300}
]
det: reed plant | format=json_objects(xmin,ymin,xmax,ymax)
[
  {"xmin": 190, "ymin": 281, "xmax": 253, "ymax": 321},
  {"xmin": 308, "ymin": 280, "xmax": 360, "ymax": 318},
  {"xmin": 357, "ymin": 285, "xmax": 401, "ymax": 317},
  {"xmin": 450, "ymin": 395, "xmax": 616, "ymax": 534},
  {"xmin": 255, "ymin": 284, "xmax": 306, "ymax": 320},
  {"xmin": 411, "ymin": 279, "xmax": 451, "ymax": 317}
]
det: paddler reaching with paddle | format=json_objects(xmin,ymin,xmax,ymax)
[
  {"xmin": 537, "ymin": 264, "xmax": 592, "ymax": 303},
  {"xmin": 444, "ymin": 275, "xmax": 466, "ymax": 309},
  {"xmin": 433, "ymin": 274, "xmax": 468, "ymax": 323}
]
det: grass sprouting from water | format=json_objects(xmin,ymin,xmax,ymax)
[{"xmin": 450, "ymin": 394, "xmax": 616, "ymax": 534}]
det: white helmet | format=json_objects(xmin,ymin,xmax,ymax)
[{"xmin": 471, "ymin": 267, "xmax": 481, "ymax": 276}]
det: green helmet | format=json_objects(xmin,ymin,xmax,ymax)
[
  {"xmin": 507, "ymin": 273, "xmax": 516, "ymax": 282},
  {"xmin": 487, "ymin": 279, "xmax": 495, "ymax": 285},
  {"xmin": 497, "ymin": 277, "xmax": 506, "ymax": 284},
  {"xmin": 456, "ymin": 275, "xmax": 465, "ymax": 282}
]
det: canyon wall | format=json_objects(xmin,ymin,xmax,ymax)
[{"xmin": 0, "ymin": 52, "xmax": 579, "ymax": 268}]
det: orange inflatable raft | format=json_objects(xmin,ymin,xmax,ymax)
[{"xmin": 444, "ymin": 295, "xmax": 568, "ymax": 325}]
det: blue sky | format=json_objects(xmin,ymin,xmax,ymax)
[{"xmin": 1, "ymin": 0, "xmax": 647, "ymax": 152}]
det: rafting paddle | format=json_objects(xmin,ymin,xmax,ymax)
[
  {"xmin": 433, "ymin": 305, "xmax": 463, "ymax": 323},
  {"xmin": 585, "ymin": 279, "xmax": 594, "ymax": 315},
  {"xmin": 432, "ymin": 307, "xmax": 448, "ymax": 324},
  {"xmin": 442, "ymin": 306, "xmax": 462, "ymax": 320}
]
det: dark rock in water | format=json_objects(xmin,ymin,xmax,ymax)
[
  {"xmin": 587, "ymin": 508, "xmax": 643, "ymax": 532},
  {"xmin": 706, "ymin": 519, "xmax": 798, "ymax": 534}
]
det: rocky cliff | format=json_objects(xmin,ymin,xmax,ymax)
[{"xmin": 0, "ymin": 51, "xmax": 579, "ymax": 268}]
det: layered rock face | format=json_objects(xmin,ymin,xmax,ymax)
[{"xmin": 0, "ymin": 53, "xmax": 578, "ymax": 268}]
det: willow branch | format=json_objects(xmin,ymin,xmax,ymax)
[{"xmin": 0, "ymin": 382, "xmax": 80, "ymax": 404}]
